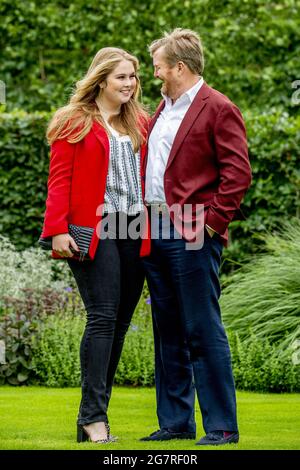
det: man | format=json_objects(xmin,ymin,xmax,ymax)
[{"xmin": 141, "ymin": 29, "xmax": 251, "ymax": 446}]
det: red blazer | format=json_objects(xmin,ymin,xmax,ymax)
[
  {"xmin": 41, "ymin": 121, "xmax": 151, "ymax": 260},
  {"xmin": 145, "ymin": 82, "xmax": 252, "ymax": 246}
]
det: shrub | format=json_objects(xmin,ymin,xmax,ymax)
[
  {"xmin": 30, "ymin": 312, "xmax": 84, "ymax": 387},
  {"xmin": 223, "ymin": 109, "xmax": 300, "ymax": 272},
  {"xmin": 29, "ymin": 297, "xmax": 155, "ymax": 388},
  {"xmin": 229, "ymin": 332, "xmax": 299, "ymax": 393},
  {"xmin": 0, "ymin": 235, "xmax": 81, "ymax": 384},
  {"xmin": 28, "ymin": 288, "xmax": 299, "ymax": 392},
  {"xmin": 0, "ymin": 235, "xmax": 74, "ymax": 310},
  {"xmin": 0, "ymin": 289, "xmax": 82, "ymax": 385},
  {"xmin": 114, "ymin": 299, "xmax": 154, "ymax": 386}
]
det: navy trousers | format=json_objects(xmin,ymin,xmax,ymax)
[{"xmin": 143, "ymin": 215, "xmax": 238, "ymax": 434}]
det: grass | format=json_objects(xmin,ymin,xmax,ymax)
[{"xmin": 0, "ymin": 386, "xmax": 299, "ymax": 450}]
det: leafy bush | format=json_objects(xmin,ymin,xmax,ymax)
[
  {"xmin": 0, "ymin": 309, "xmax": 36, "ymax": 385},
  {"xmin": 0, "ymin": 289, "xmax": 82, "ymax": 386},
  {"xmin": 114, "ymin": 299, "xmax": 155, "ymax": 386},
  {"xmin": 31, "ymin": 312, "xmax": 84, "ymax": 387},
  {"xmin": 0, "ymin": 235, "xmax": 74, "ymax": 309},
  {"xmin": 29, "ymin": 297, "xmax": 154, "ymax": 388},
  {"xmin": 0, "ymin": 235, "xmax": 81, "ymax": 384},
  {"xmin": 223, "ymin": 109, "xmax": 300, "ymax": 271},
  {"xmin": 229, "ymin": 332, "xmax": 299, "ymax": 393}
]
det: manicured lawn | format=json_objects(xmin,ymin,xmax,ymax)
[{"xmin": 0, "ymin": 386, "xmax": 299, "ymax": 450}]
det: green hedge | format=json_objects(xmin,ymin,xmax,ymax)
[
  {"xmin": 1, "ymin": 108, "xmax": 299, "ymax": 270},
  {"xmin": 0, "ymin": 111, "xmax": 49, "ymax": 249},
  {"xmin": 1, "ymin": 0, "xmax": 299, "ymax": 114},
  {"xmin": 223, "ymin": 109, "xmax": 300, "ymax": 270}
]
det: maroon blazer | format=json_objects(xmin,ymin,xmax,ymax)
[{"xmin": 145, "ymin": 82, "xmax": 252, "ymax": 246}]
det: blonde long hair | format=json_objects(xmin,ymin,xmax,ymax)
[{"xmin": 47, "ymin": 47, "xmax": 148, "ymax": 151}]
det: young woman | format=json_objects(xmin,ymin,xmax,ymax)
[{"xmin": 40, "ymin": 47, "xmax": 150, "ymax": 443}]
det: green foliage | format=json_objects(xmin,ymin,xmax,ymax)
[
  {"xmin": 0, "ymin": 289, "xmax": 81, "ymax": 385},
  {"xmin": 29, "ymin": 298, "xmax": 155, "ymax": 388},
  {"xmin": 26, "ymin": 290, "xmax": 299, "ymax": 392},
  {"xmin": 229, "ymin": 332, "xmax": 299, "ymax": 393},
  {"xmin": 0, "ymin": 235, "xmax": 75, "ymax": 310},
  {"xmin": 223, "ymin": 109, "xmax": 300, "ymax": 270},
  {"xmin": 0, "ymin": 0, "xmax": 299, "ymax": 113},
  {"xmin": 221, "ymin": 219, "xmax": 300, "ymax": 349},
  {"xmin": 114, "ymin": 300, "xmax": 155, "ymax": 386},
  {"xmin": 30, "ymin": 312, "xmax": 83, "ymax": 387},
  {"xmin": 0, "ymin": 111, "xmax": 49, "ymax": 249},
  {"xmin": 0, "ymin": 235, "xmax": 82, "ymax": 385},
  {"xmin": 0, "ymin": 309, "xmax": 35, "ymax": 385}
]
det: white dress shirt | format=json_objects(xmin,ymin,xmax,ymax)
[{"xmin": 145, "ymin": 77, "xmax": 204, "ymax": 203}]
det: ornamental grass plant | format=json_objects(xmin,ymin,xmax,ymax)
[{"xmin": 221, "ymin": 219, "xmax": 300, "ymax": 357}]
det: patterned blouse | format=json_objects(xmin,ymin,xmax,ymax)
[{"xmin": 103, "ymin": 123, "xmax": 144, "ymax": 215}]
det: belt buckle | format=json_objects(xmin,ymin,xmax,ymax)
[{"xmin": 156, "ymin": 203, "xmax": 167, "ymax": 215}]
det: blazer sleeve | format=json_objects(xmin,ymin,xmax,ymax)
[
  {"xmin": 205, "ymin": 102, "xmax": 252, "ymax": 235},
  {"xmin": 41, "ymin": 139, "xmax": 75, "ymax": 238}
]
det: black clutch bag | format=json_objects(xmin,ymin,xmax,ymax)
[{"xmin": 38, "ymin": 224, "xmax": 94, "ymax": 261}]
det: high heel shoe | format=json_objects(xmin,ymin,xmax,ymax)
[
  {"xmin": 105, "ymin": 422, "xmax": 118, "ymax": 442},
  {"xmin": 77, "ymin": 423, "xmax": 113, "ymax": 444}
]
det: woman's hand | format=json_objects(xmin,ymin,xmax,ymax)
[{"xmin": 52, "ymin": 233, "xmax": 80, "ymax": 258}]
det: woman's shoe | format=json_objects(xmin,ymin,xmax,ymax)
[
  {"xmin": 105, "ymin": 422, "xmax": 118, "ymax": 442},
  {"xmin": 77, "ymin": 423, "xmax": 113, "ymax": 444}
]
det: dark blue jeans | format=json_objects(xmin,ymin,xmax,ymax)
[
  {"xmin": 143, "ymin": 214, "xmax": 238, "ymax": 434},
  {"xmin": 67, "ymin": 213, "xmax": 144, "ymax": 425}
]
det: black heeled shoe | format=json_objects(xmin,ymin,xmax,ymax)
[{"xmin": 77, "ymin": 422, "xmax": 114, "ymax": 444}]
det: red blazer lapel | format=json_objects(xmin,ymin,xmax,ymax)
[{"xmin": 166, "ymin": 82, "xmax": 211, "ymax": 171}]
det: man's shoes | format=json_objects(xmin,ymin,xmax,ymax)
[
  {"xmin": 140, "ymin": 429, "xmax": 196, "ymax": 441},
  {"xmin": 196, "ymin": 431, "xmax": 239, "ymax": 446}
]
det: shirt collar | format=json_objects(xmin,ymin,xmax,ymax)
[{"xmin": 162, "ymin": 77, "xmax": 204, "ymax": 106}]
